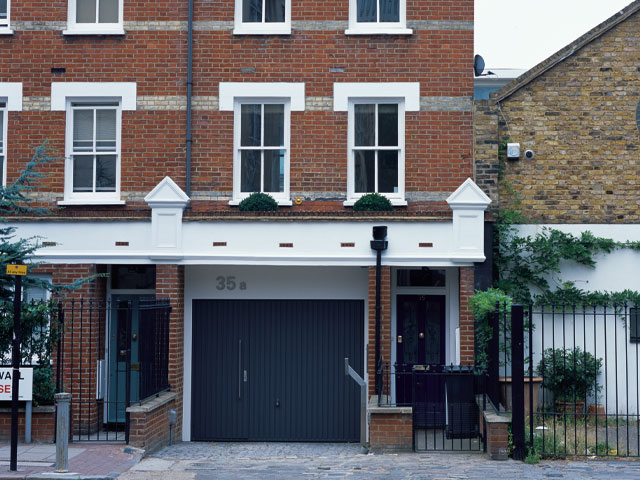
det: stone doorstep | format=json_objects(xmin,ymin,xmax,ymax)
[{"xmin": 125, "ymin": 391, "xmax": 177, "ymax": 414}]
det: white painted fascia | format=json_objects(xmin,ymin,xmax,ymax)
[
  {"xmin": 219, "ymin": 83, "xmax": 306, "ymax": 111},
  {"xmin": 446, "ymin": 178, "xmax": 492, "ymax": 210},
  {"xmin": 51, "ymin": 83, "xmax": 137, "ymax": 111},
  {"xmin": 144, "ymin": 176, "xmax": 190, "ymax": 208},
  {"xmin": 0, "ymin": 83, "xmax": 22, "ymax": 111},
  {"xmin": 333, "ymin": 83, "xmax": 420, "ymax": 111}
]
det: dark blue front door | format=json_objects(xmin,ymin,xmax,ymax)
[{"xmin": 396, "ymin": 295, "xmax": 446, "ymax": 424}]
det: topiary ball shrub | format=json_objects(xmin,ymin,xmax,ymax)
[
  {"xmin": 238, "ymin": 192, "xmax": 279, "ymax": 212},
  {"xmin": 352, "ymin": 193, "xmax": 394, "ymax": 212}
]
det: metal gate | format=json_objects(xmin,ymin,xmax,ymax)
[
  {"xmin": 58, "ymin": 298, "xmax": 171, "ymax": 442},
  {"xmin": 492, "ymin": 303, "xmax": 640, "ymax": 459},
  {"xmin": 191, "ymin": 299, "xmax": 364, "ymax": 442}
]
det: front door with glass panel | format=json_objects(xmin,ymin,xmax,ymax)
[
  {"xmin": 396, "ymin": 295, "xmax": 445, "ymax": 421},
  {"xmin": 108, "ymin": 295, "xmax": 140, "ymax": 423}
]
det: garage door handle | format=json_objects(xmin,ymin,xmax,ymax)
[{"xmin": 238, "ymin": 339, "xmax": 242, "ymax": 400}]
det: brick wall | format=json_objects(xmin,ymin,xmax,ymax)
[
  {"xmin": 369, "ymin": 411, "xmax": 413, "ymax": 451},
  {"xmin": 484, "ymin": 12, "xmax": 640, "ymax": 223},
  {"xmin": 473, "ymin": 100, "xmax": 499, "ymax": 212},
  {"xmin": 128, "ymin": 394, "xmax": 177, "ymax": 454},
  {"xmin": 459, "ymin": 266, "xmax": 474, "ymax": 365},
  {"xmin": 156, "ymin": 265, "xmax": 185, "ymax": 440},
  {"xmin": 2, "ymin": 1, "xmax": 474, "ymax": 215},
  {"xmin": 0, "ymin": 407, "xmax": 55, "ymax": 443}
]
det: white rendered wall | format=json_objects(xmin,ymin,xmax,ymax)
[
  {"xmin": 182, "ymin": 265, "xmax": 369, "ymax": 441},
  {"xmin": 517, "ymin": 224, "xmax": 640, "ymax": 414}
]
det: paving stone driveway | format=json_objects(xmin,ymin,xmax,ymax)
[{"xmin": 120, "ymin": 442, "xmax": 640, "ymax": 480}]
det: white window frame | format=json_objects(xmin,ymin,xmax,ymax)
[
  {"xmin": 220, "ymin": 82, "xmax": 305, "ymax": 206},
  {"xmin": 234, "ymin": 0, "xmax": 291, "ymax": 35},
  {"xmin": 346, "ymin": 0, "xmax": 412, "ymax": 35},
  {"xmin": 0, "ymin": 83, "xmax": 23, "ymax": 187},
  {"xmin": 346, "ymin": 98, "xmax": 406, "ymax": 205},
  {"xmin": 63, "ymin": 98, "xmax": 123, "ymax": 204},
  {"xmin": 0, "ymin": 102, "xmax": 6, "ymax": 187},
  {"xmin": 0, "ymin": 0, "xmax": 13, "ymax": 34},
  {"xmin": 232, "ymin": 98, "xmax": 291, "ymax": 205},
  {"xmin": 64, "ymin": 0, "xmax": 125, "ymax": 35}
]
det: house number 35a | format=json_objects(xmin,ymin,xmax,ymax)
[{"xmin": 216, "ymin": 276, "xmax": 247, "ymax": 291}]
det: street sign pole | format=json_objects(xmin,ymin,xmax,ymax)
[{"xmin": 7, "ymin": 264, "xmax": 26, "ymax": 472}]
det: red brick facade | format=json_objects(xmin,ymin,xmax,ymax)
[{"xmin": 1, "ymin": 0, "xmax": 480, "ymax": 451}]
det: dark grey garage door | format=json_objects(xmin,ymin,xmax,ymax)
[{"xmin": 191, "ymin": 299, "xmax": 364, "ymax": 442}]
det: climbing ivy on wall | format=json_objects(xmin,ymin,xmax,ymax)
[{"xmin": 491, "ymin": 136, "xmax": 640, "ymax": 306}]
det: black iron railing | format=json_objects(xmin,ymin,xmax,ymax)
[
  {"xmin": 491, "ymin": 303, "xmax": 640, "ymax": 458},
  {"xmin": 377, "ymin": 363, "xmax": 483, "ymax": 452},
  {"xmin": 138, "ymin": 298, "xmax": 171, "ymax": 402}
]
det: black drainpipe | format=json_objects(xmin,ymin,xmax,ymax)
[
  {"xmin": 370, "ymin": 226, "xmax": 388, "ymax": 398},
  {"xmin": 186, "ymin": 0, "xmax": 193, "ymax": 199}
]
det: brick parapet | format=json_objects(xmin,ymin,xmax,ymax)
[{"xmin": 369, "ymin": 411, "xmax": 413, "ymax": 451}]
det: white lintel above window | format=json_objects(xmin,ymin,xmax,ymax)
[
  {"xmin": 219, "ymin": 83, "xmax": 305, "ymax": 111},
  {"xmin": 346, "ymin": 0, "xmax": 412, "ymax": 35},
  {"xmin": 51, "ymin": 83, "xmax": 137, "ymax": 111},
  {"xmin": 64, "ymin": 0, "xmax": 125, "ymax": 35},
  {"xmin": 333, "ymin": 83, "xmax": 420, "ymax": 112},
  {"xmin": 234, "ymin": 0, "xmax": 291, "ymax": 35}
]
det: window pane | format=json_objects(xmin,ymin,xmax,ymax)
[
  {"xmin": 380, "ymin": 0, "xmax": 399, "ymax": 22},
  {"xmin": 0, "ymin": 111, "xmax": 3, "ymax": 151},
  {"xmin": 354, "ymin": 150, "xmax": 375, "ymax": 193},
  {"xmin": 77, "ymin": 0, "xmax": 97, "ymax": 23},
  {"xmin": 378, "ymin": 150, "xmax": 398, "ymax": 193},
  {"xmin": 264, "ymin": 104, "xmax": 284, "ymax": 147},
  {"xmin": 357, "ymin": 0, "xmax": 377, "ymax": 22},
  {"xmin": 73, "ymin": 156, "xmax": 94, "ymax": 192},
  {"xmin": 73, "ymin": 110, "xmax": 94, "ymax": 152},
  {"xmin": 378, "ymin": 104, "xmax": 398, "ymax": 146},
  {"xmin": 354, "ymin": 104, "xmax": 375, "ymax": 146},
  {"xmin": 0, "ymin": 156, "xmax": 3, "ymax": 186},
  {"xmin": 265, "ymin": 0, "xmax": 285, "ymax": 22},
  {"xmin": 96, "ymin": 109, "xmax": 117, "ymax": 151},
  {"xmin": 98, "ymin": 0, "xmax": 119, "ymax": 23},
  {"xmin": 241, "ymin": 104, "xmax": 261, "ymax": 147},
  {"xmin": 243, "ymin": 0, "xmax": 262, "ymax": 22},
  {"xmin": 96, "ymin": 155, "xmax": 116, "ymax": 191},
  {"xmin": 263, "ymin": 149, "xmax": 284, "ymax": 192},
  {"xmin": 240, "ymin": 150, "xmax": 261, "ymax": 192},
  {"xmin": 0, "ymin": 0, "xmax": 7, "ymax": 20}
]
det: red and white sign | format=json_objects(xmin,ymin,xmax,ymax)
[{"xmin": 0, "ymin": 368, "xmax": 33, "ymax": 401}]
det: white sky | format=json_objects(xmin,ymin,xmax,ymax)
[{"xmin": 475, "ymin": 0, "xmax": 636, "ymax": 70}]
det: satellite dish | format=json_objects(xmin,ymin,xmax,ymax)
[{"xmin": 474, "ymin": 54, "xmax": 485, "ymax": 77}]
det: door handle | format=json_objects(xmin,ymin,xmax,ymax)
[{"xmin": 238, "ymin": 339, "xmax": 242, "ymax": 400}]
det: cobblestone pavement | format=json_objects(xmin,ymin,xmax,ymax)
[{"xmin": 120, "ymin": 442, "xmax": 640, "ymax": 480}]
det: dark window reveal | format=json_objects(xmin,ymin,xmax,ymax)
[
  {"xmin": 111, "ymin": 265, "xmax": 156, "ymax": 290},
  {"xmin": 397, "ymin": 268, "xmax": 446, "ymax": 287}
]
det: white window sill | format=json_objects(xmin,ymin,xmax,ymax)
[
  {"xmin": 233, "ymin": 26, "xmax": 291, "ymax": 35},
  {"xmin": 229, "ymin": 199, "xmax": 293, "ymax": 207},
  {"xmin": 345, "ymin": 28, "xmax": 413, "ymax": 36},
  {"xmin": 343, "ymin": 199, "xmax": 408, "ymax": 207},
  {"xmin": 58, "ymin": 199, "xmax": 126, "ymax": 206},
  {"xmin": 63, "ymin": 28, "xmax": 126, "ymax": 36},
  {"xmin": 0, "ymin": 29, "xmax": 14, "ymax": 35}
]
